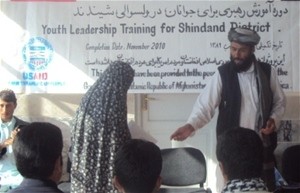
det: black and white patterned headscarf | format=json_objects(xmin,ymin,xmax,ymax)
[
  {"xmin": 222, "ymin": 178, "xmax": 267, "ymax": 193},
  {"xmin": 71, "ymin": 61, "xmax": 134, "ymax": 193}
]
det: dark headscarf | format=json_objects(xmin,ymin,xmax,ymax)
[{"xmin": 71, "ymin": 61, "xmax": 135, "ymax": 192}]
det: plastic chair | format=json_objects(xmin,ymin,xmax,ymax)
[{"xmin": 158, "ymin": 147, "xmax": 211, "ymax": 193}]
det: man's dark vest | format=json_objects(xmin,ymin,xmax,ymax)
[{"xmin": 216, "ymin": 61, "xmax": 272, "ymax": 137}]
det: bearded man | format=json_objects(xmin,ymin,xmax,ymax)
[{"xmin": 170, "ymin": 27, "xmax": 286, "ymax": 192}]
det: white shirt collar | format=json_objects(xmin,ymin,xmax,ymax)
[{"xmin": 0, "ymin": 116, "xmax": 16, "ymax": 128}]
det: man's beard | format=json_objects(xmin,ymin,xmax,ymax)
[{"xmin": 230, "ymin": 54, "xmax": 254, "ymax": 72}]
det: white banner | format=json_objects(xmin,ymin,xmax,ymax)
[{"xmin": 0, "ymin": 1, "xmax": 299, "ymax": 93}]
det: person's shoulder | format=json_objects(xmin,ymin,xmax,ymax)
[
  {"xmin": 257, "ymin": 61, "xmax": 272, "ymax": 77},
  {"xmin": 218, "ymin": 61, "xmax": 231, "ymax": 70},
  {"xmin": 13, "ymin": 116, "xmax": 30, "ymax": 128},
  {"xmin": 217, "ymin": 61, "xmax": 234, "ymax": 78},
  {"xmin": 7, "ymin": 188, "xmax": 23, "ymax": 193},
  {"xmin": 7, "ymin": 187, "xmax": 63, "ymax": 193},
  {"xmin": 7, "ymin": 185, "xmax": 64, "ymax": 193},
  {"xmin": 257, "ymin": 60, "xmax": 271, "ymax": 66},
  {"xmin": 257, "ymin": 60, "xmax": 272, "ymax": 69},
  {"xmin": 232, "ymin": 191, "xmax": 269, "ymax": 193}
]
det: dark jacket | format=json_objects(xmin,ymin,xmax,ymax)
[
  {"xmin": 14, "ymin": 116, "xmax": 29, "ymax": 129},
  {"xmin": 0, "ymin": 117, "xmax": 29, "ymax": 157},
  {"xmin": 7, "ymin": 178, "xmax": 63, "ymax": 193}
]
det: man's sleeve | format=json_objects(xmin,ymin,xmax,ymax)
[{"xmin": 187, "ymin": 71, "xmax": 222, "ymax": 130}]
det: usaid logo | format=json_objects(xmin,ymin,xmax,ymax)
[{"xmin": 22, "ymin": 37, "xmax": 53, "ymax": 71}]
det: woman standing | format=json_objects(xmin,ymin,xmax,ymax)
[{"xmin": 71, "ymin": 61, "xmax": 134, "ymax": 193}]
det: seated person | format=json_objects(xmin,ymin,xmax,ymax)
[
  {"xmin": 113, "ymin": 139, "xmax": 162, "ymax": 193},
  {"xmin": 0, "ymin": 89, "xmax": 29, "ymax": 192},
  {"xmin": 216, "ymin": 127, "xmax": 269, "ymax": 193},
  {"xmin": 8, "ymin": 122, "xmax": 64, "ymax": 193}
]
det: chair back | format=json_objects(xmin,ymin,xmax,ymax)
[{"xmin": 160, "ymin": 147, "xmax": 207, "ymax": 187}]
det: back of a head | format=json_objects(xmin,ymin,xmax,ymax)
[
  {"xmin": 13, "ymin": 122, "xmax": 63, "ymax": 180},
  {"xmin": 114, "ymin": 139, "xmax": 162, "ymax": 193},
  {"xmin": 0, "ymin": 89, "xmax": 17, "ymax": 103},
  {"xmin": 216, "ymin": 127, "xmax": 263, "ymax": 180}
]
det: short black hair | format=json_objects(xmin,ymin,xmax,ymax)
[
  {"xmin": 114, "ymin": 139, "xmax": 162, "ymax": 193},
  {"xmin": 13, "ymin": 122, "xmax": 63, "ymax": 179},
  {"xmin": 0, "ymin": 89, "xmax": 17, "ymax": 104},
  {"xmin": 216, "ymin": 127, "xmax": 263, "ymax": 180}
]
